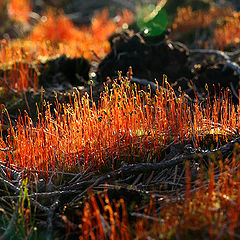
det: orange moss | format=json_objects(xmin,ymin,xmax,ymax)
[
  {"xmin": 7, "ymin": 0, "xmax": 31, "ymax": 22},
  {"xmin": 0, "ymin": 0, "xmax": 6, "ymax": 11},
  {"xmin": 28, "ymin": 9, "xmax": 133, "ymax": 57},
  {"xmin": 75, "ymin": 152, "xmax": 240, "ymax": 239},
  {"xmin": 146, "ymin": 156, "xmax": 240, "ymax": 239},
  {"xmin": 116, "ymin": 9, "xmax": 134, "ymax": 29},
  {"xmin": 214, "ymin": 12, "xmax": 240, "ymax": 49},
  {"xmin": 171, "ymin": 6, "xmax": 232, "ymax": 39},
  {"xmin": 0, "ymin": 9, "xmax": 134, "ymax": 92},
  {"xmin": 0, "ymin": 76, "xmax": 238, "ymax": 175},
  {"xmin": 74, "ymin": 192, "xmax": 130, "ymax": 240}
]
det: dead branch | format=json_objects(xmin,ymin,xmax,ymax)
[
  {"xmin": 130, "ymin": 212, "xmax": 164, "ymax": 223},
  {"xmin": 0, "ymin": 206, "xmax": 18, "ymax": 240},
  {"xmin": 0, "ymin": 135, "xmax": 238, "ymax": 239},
  {"xmin": 190, "ymin": 49, "xmax": 240, "ymax": 75},
  {"xmin": 2, "ymin": 189, "xmax": 83, "ymax": 201},
  {"xmin": 107, "ymin": 137, "xmax": 240, "ymax": 178},
  {"xmin": 0, "ymin": 164, "xmax": 21, "ymax": 180},
  {"xmin": 0, "ymin": 177, "xmax": 20, "ymax": 193},
  {"xmin": 47, "ymin": 199, "xmax": 60, "ymax": 240}
]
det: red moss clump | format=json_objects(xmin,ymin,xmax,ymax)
[
  {"xmin": 71, "ymin": 151, "xmax": 240, "ymax": 239},
  {"xmin": 28, "ymin": 9, "xmax": 134, "ymax": 60},
  {"xmin": 7, "ymin": 0, "xmax": 32, "ymax": 23},
  {"xmin": 171, "ymin": 6, "xmax": 233, "ymax": 39},
  {"xmin": 0, "ymin": 8, "xmax": 133, "ymax": 91},
  {"xmin": 75, "ymin": 192, "xmax": 131, "ymax": 240},
  {"xmin": 0, "ymin": 0, "xmax": 6, "ymax": 11},
  {"xmin": 0, "ymin": 9, "xmax": 134, "ymax": 92},
  {"xmin": 0, "ymin": 76, "xmax": 238, "ymax": 175},
  {"xmin": 27, "ymin": 9, "xmax": 115, "ymax": 60},
  {"xmin": 28, "ymin": 9, "xmax": 133, "ymax": 52},
  {"xmin": 214, "ymin": 12, "xmax": 240, "ymax": 49}
]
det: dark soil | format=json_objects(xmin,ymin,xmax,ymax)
[
  {"xmin": 39, "ymin": 55, "xmax": 90, "ymax": 89},
  {"xmin": 97, "ymin": 30, "xmax": 190, "ymax": 85},
  {"xmin": 97, "ymin": 30, "xmax": 240, "ymax": 101}
]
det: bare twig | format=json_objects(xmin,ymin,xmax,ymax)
[
  {"xmin": 0, "ymin": 164, "xmax": 21, "ymax": 180},
  {"xmin": 0, "ymin": 206, "xmax": 18, "ymax": 240},
  {"xmin": 0, "ymin": 177, "xmax": 20, "ymax": 193},
  {"xmin": 190, "ymin": 49, "xmax": 240, "ymax": 74},
  {"xmin": 130, "ymin": 212, "xmax": 164, "ymax": 223},
  {"xmin": 47, "ymin": 199, "xmax": 60, "ymax": 240},
  {"xmin": 0, "ymin": 147, "xmax": 10, "ymax": 152}
]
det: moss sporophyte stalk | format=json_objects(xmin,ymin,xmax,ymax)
[{"xmin": 0, "ymin": 76, "xmax": 238, "ymax": 175}]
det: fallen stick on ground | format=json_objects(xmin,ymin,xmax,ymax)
[
  {"xmin": 47, "ymin": 199, "xmax": 60, "ymax": 240},
  {"xmin": 101, "ymin": 137, "xmax": 240, "ymax": 179},
  {"xmin": 0, "ymin": 206, "xmax": 18, "ymax": 240},
  {"xmin": 189, "ymin": 49, "xmax": 240, "ymax": 74},
  {"xmin": 0, "ymin": 177, "xmax": 20, "ymax": 194}
]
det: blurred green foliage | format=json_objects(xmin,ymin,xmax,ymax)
[{"xmin": 137, "ymin": 4, "xmax": 168, "ymax": 37}]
